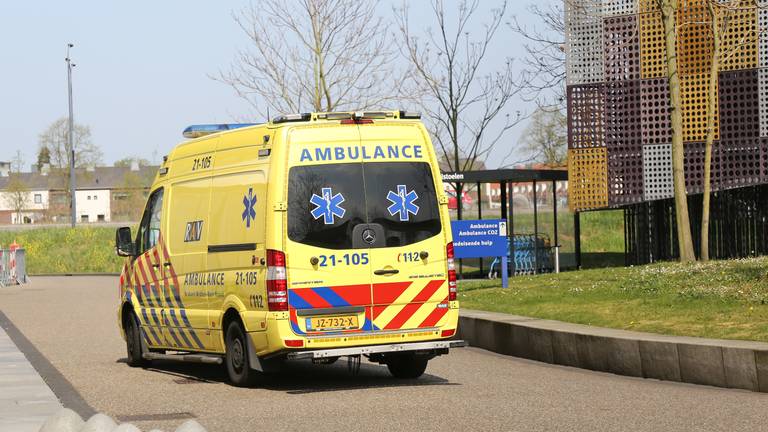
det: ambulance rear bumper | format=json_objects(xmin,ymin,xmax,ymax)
[{"xmin": 286, "ymin": 340, "xmax": 468, "ymax": 360}]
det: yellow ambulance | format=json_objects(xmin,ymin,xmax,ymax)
[{"xmin": 115, "ymin": 111, "xmax": 465, "ymax": 386}]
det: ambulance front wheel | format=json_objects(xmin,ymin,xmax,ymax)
[
  {"xmin": 225, "ymin": 320, "xmax": 257, "ymax": 387},
  {"xmin": 124, "ymin": 311, "xmax": 148, "ymax": 368},
  {"xmin": 386, "ymin": 354, "xmax": 428, "ymax": 379}
]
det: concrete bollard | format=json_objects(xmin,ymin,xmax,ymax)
[
  {"xmin": 80, "ymin": 413, "xmax": 117, "ymax": 432},
  {"xmin": 38, "ymin": 408, "xmax": 84, "ymax": 432},
  {"xmin": 174, "ymin": 420, "xmax": 208, "ymax": 432}
]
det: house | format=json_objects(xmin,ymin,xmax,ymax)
[{"xmin": 0, "ymin": 162, "xmax": 157, "ymax": 225}]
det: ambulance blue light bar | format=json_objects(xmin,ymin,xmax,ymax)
[{"xmin": 182, "ymin": 123, "xmax": 257, "ymax": 139}]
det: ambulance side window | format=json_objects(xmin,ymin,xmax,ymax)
[{"xmin": 136, "ymin": 188, "xmax": 164, "ymax": 255}]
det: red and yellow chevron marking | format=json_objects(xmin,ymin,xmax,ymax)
[{"xmin": 372, "ymin": 279, "xmax": 449, "ymax": 331}]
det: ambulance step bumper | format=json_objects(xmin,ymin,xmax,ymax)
[
  {"xmin": 143, "ymin": 352, "xmax": 224, "ymax": 365},
  {"xmin": 287, "ymin": 340, "xmax": 468, "ymax": 360}
]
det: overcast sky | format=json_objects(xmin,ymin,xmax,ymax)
[{"xmin": 0, "ymin": 1, "xmax": 557, "ymax": 169}]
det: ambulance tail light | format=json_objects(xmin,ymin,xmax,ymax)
[
  {"xmin": 446, "ymin": 242, "xmax": 457, "ymax": 301},
  {"xmin": 340, "ymin": 118, "xmax": 374, "ymax": 125},
  {"xmin": 266, "ymin": 249, "xmax": 288, "ymax": 311}
]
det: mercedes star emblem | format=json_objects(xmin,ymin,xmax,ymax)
[{"xmin": 362, "ymin": 229, "xmax": 376, "ymax": 244}]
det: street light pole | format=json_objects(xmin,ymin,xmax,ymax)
[{"xmin": 66, "ymin": 43, "xmax": 76, "ymax": 228}]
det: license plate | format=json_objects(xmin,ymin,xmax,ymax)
[{"xmin": 306, "ymin": 315, "xmax": 359, "ymax": 331}]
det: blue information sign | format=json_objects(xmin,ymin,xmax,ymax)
[
  {"xmin": 451, "ymin": 219, "xmax": 509, "ymax": 258},
  {"xmin": 450, "ymin": 219, "xmax": 510, "ymax": 288}
]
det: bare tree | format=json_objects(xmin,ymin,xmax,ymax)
[
  {"xmin": 700, "ymin": 0, "xmax": 759, "ymax": 261},
  {"xmin": 3, "ymin": 176, "xmax": 29, "ymax": 224},
  {"xmin": 520, "ymin": 108, "xmax": 567, "ymax": 166},
  {"xmin": 509, "ymin": 2, "xmax": 566, "ymax": 108},
  {"xmin": 657, "ymin": 0, "xmax": 697, "ymax": 262},
  {"xmin": 394, "ymin": 0, "xmax": 525, "ymax": 217},
  {"xmin": 38, "ymin": 117, "xmax": 102, "ymax": 170},
  {"xmin": 10, "ymin": 150, "xmax": 25, "ymax": 173},
  {"xmin": 215, "ymin": 0, "xmax": 403, "ymax": 117}
]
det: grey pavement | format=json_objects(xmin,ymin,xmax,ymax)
[
  {"xmin": 2, "ymin": 276, "xmax": 768, "ymax": 431},
  {"xmin": 0, "ymin": 325, "xmax": 61, "ymax": 432}
]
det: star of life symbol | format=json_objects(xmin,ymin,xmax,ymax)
[
  {"xmin": 310, "ymin": 187, "xmax": 346, "ymax": 225},
  {"xmin": 387, "ymin": 185, "xmax": 419, "ymax": 221},
  {"xmin": 242, "ymin": 187, "xmax": 257, "ymax": 228}
]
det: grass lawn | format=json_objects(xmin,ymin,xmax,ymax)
[
  {"xmin": 459, "ymin": 257, "xmax": 768, "ymax": 342},
  {"xmin": 0, "ymin": 227, "xmax": 123, "ymax": 274}
]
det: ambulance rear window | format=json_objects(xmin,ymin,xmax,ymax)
[{"xmin": 288, "ymin": 162, "xmax": 441, "ymax": 250}]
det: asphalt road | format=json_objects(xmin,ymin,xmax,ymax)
[{"xmin": 1, "ymin": 276, "xmax": 767, "ymax": 431}]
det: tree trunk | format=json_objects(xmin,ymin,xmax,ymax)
[
  {"xmin": 660, "ymin": 0, "xmax": 697, "ymax": 262},
  {"xmin": 701, "ymin": 2, "xmax": 721, "ymax": 262}
]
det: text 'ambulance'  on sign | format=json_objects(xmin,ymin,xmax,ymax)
[{"xmin": 450, "ymin": 219, "xmax": 509, "ymax": 259}]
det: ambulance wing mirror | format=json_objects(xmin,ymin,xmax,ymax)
[{"xmin": 115, "ymin": 227, "xmax": 135, "ymax": 257}]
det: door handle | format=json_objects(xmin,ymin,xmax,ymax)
[{"xmin": 374, "ymin": 269, "xmax": 400, "ymax": 275}]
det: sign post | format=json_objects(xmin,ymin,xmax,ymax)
[{"xmin": 450, "ymin": 219, "xmax": 510, "ymax": 288}]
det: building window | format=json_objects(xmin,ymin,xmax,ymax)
[
  {"xmin": 81, "ymin": 215, "xmax": 89, "ymax": 223},
  {"xmin": 87, "ymin": 195, "xmax": 92, "ymax": 200},
  {"xmin": 94, "ymin": 195, "xmax": 98, "ymax": 200},
  {"xmin": 34, "ymin": 194, "xmax": 42, "ymax": 204},
  {"xmin": 97, "ymin": 214, "xmax": 105, "ymax": 222}
]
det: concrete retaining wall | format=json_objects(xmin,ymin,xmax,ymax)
[{"xmin": 458, "ymin": 309, "xmax": 768, "ymax": 392}]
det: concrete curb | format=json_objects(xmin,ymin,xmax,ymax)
[{"xmin": 458, "ymin": 309, "xmax": 768, "ymax": 392}]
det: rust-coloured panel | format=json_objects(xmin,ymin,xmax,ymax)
[
  {"xmin": 676, "ymin": 0, "xmax": 713, "ymax": 77},
  {"xmin": 568, "ymin": 148, "xmax": 609, "ymax": 211},
  {"xmin": 720, "ymin": 2, "xmax": 757, "ymax": 71},
  {"xmin": 638, "ymin": 0, "xmax": 666, "ymax": 79},
  {"xmin": 681, "ymin": 73, "xmax": 720, "ymax": 142}
]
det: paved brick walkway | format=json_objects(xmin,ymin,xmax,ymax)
[{"xmin": 0, "ymin": 326, "xmax": 61, "ymax": 432}]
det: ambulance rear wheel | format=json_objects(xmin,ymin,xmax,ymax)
[
  {"xmin": 225, "ymin": 321, "xmax": 256, "ymax": 387},
  {"xmin": 125, "ymin": 311, "xmax": 148, "ymax": 368},
  {"xmin": 386, "ymin": 354, "xmax": 428, "ymax": 379}
]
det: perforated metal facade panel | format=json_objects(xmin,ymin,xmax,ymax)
[
  {"xmin": 638, "ymin": 0, "xmax": 666, "ymax": 79},
  {"xmin": 683, "ymin": 141, "xmax": 720, "ymax": 194},
  {"xmin": 762, "ymin": 137, "xmax": 768, "ymax": 181},
  {"xmin": 676, "ymin": 0, "xmax": 713, "ymax": 77},
  {"xmin": 642, "ymin": 143, "xmax": 674, "ymax": 201},
  {"xmin": 604, "ymin": 0, "xmax": 637, "ymax": 17},
  {"xmin": 608, "ymin": 150, "xmax": 644, "ymax": 205},
  {"xmin": 719, "ymin": 69, "xmax": 759, "ymax": 141},
  {"xmin": 565, "ymin": 0, "xmax": 765, "ymax": 212},
  {"xmin": 640, "ymin": 78, "xmax": 672, "ymax": 145},
  {"xmin": 605, "ymin": 79, "xmax": 642, "ymax": 152},
  {"xmin": 719, "ymin": 139, "xmax": 762, "ymax": 189},
  {"xmin": 720, "ymin": 3, "xmax": 757, "ymax": 71},
  {"xmin": 568, "ymin": 148, "xmax": 609, "ymax": 211},
  {"xmin": 604, "ymin": 15, "xmax": 640, "ymax": 82},
  {"xmin": 759, "ymin": 3, "xmax": 768, "ymax": 68},
  {"xmin": 681, "ymin": 73, "xmax": 720, "ymax": 142},
  {"xmin": 567, "ymin": 84, "xmax": 606, "ymax": 149},
  {"xmin": 759, "ymin": 68, "xmax": 768, "ymax": 137},
  {"xmin": 566, "ymin": 0, "xmax": 604, "ymax": 84}
]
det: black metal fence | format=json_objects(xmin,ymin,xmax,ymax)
[{"xmin": 624, "ymin": 184, "xmax": 768, "ymax": 265}]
